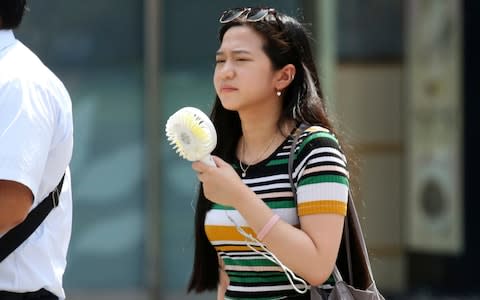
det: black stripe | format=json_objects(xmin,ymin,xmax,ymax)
[
  {"xmin": 255, "ymin": 187, "xmax": 292, "ymax": 194},
  {"xmin": 226, "ymin": 288, "xmax": 310, "ymax": 299},
  {"xmin": 247, "ymin": 177, "xmax": 290, "ymax": 187},
  {"xmin": 262, "ymin": 198, "xmax": 295, "ymax": 204},
  {"xmin": 226, "ymin": 271, "xmax": 287, "ymax": 278},
  {"xmin": 301, "ymin": 171, "xmax": 347, "ymax": 179}
]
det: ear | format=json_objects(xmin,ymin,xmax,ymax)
[{"xmin": 274, "ymin": 64, "xmax": 296, "ymax": 91}]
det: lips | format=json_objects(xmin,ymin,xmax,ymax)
[{"xmin": 220, "ymin": 85, "xmax": 238, "ymax": 93}]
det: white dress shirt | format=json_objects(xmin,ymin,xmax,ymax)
[{"xmin": 0, "ymin": 29, "xmax": 73, "ymax": 299}]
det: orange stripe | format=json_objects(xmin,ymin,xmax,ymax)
[
  {"xmin": 298, "ymin": 200, "xmax": 347, "ymax": 216},
  {"xmin": 205, "ymin": 225, "xmax": 256, "ymax": 241},
  {"xmin": 215, "ymin": 245, "xmax": 263, "ymax": 252}
]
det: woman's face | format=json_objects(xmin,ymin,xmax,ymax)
[{"xmin": 214, "ymin": 25, "xmax": 279, "ymax": 113}]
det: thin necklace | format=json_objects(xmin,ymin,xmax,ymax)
[{"xmin": 239, "ymin": 134, "xmax": 277, "ymax": 178}]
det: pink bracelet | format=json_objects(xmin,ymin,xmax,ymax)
[{"xmin": 257, "ymin": 214, "xmax": 281, "ymax": 241}]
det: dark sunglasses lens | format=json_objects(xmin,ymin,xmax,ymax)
[
  {"xmin": 220, "ymin": 9, "xmax": 245, "ymax": 23},
  {"xmin": 246, "ymin": 8, "xmax": 268, "ymax": 21}
]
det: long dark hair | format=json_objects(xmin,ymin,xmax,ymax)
[
  {"xmin": 0, "ymin": 0, "xmax": 26, "ymax": 29},
  {"xmin": 188, "ymin": 8, "xmax": 334, "ymax": 292}
]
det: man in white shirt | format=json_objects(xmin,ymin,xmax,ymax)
[{"xmin": 0, "ymin": 1, "xmax": 73, "ymax": 299}]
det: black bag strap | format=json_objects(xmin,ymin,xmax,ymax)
[{"xmin": 0, "ymin": 174, "xmax": 65, "ymax": 263}]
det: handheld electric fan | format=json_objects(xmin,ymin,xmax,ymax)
[{"xmin": 165, "ymin": 107, "xmax": 217, "ymax": 166}]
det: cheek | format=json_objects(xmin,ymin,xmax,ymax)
[
  {"xmin": 213, "ymin": 71, "xmax": 221, "ymax": 92},
  {"xmin": 249, "ymin": 70, "xmax": 274, "ymax": 90}
]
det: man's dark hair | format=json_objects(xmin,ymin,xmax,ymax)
[{"xmin": 0, "ymin": 0, "xmax": 27, "ymax": 29}]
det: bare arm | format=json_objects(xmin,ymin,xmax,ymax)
[
  {"xmin": 235, "ymin": 187, "xmax": 344, "ymax": 286},
  {"xmin": 0, "ymin": 180, "xmax": 33, "ymax": 233}
]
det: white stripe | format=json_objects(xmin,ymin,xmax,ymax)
[
  {"xmin": 220, "ymin": 251, "xmax": 267, "ymax": 257},
  {"xmin": 205, "ymin": 208, "xmax": 298, "ymax": 226},
  {"xmin": 297, "ymin": 182, "xmax": 349, "ymax": 204},
  {"xmin": 250, "ymin": 182, "xmax": 291, "ymax": 192},
  {"xmin": 241, "ymin": 173, "xmax": 289, "ymax": 184},
  {"xmin": 212, "ymin": 240, "xmax": 261, "ymax": 246},
  {"xmin": 308, "ymin": 155, "xmax": 347, "ymax": 167},
  {"xmin": 302, "ymin": 165, "xmax": 349, "ymax": 177}
]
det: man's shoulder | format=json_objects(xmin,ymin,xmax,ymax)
[
  {"xmin": 1, "ymin": 41, "xmax": 70, "ymax": 102},
  {"xmin": 2, "ymin": 41, "xmax": 58, "ymax": 82}
]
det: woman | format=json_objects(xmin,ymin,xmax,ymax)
[{"xmin": 189, "ymin": 7, "xmax": 349, "ymax": 299}]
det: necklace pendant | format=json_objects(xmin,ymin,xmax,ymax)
[{"xmin": 242, "ymin": 172, "xmax": 246, "ymax": 178}]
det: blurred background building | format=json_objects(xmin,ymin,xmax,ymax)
[{"xmin": 13, "ymin": 0, "xmax": 479, "ymax": 299}]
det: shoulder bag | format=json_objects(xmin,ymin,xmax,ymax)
[{"xmin": 288, "ymin": 125, "xmax": 385, "ymax": 300}]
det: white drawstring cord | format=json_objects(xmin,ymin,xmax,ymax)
[{"xmin": 226, "ymin": 214, "xmax": 309, "ymax": 294}]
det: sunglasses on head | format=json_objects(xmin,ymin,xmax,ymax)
[{"xmin": 219, "ymin": 7, "xmax": 276, "ymax": 24}]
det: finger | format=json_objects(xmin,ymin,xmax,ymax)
[{"xmin": 211, "ymin": 155, "xmax": 227, "ymax": 167}]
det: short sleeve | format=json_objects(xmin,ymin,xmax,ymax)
[
  {"xmin": 0, "ymin": 78, "xmax": 54, "ymax": 196},
  {"xmin": 294, "ymin": 126, "xmax": 349, "ymax": 216}
]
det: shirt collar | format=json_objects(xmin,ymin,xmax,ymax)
[{"xmin": 0, "ymin": 30, "xmax": 16, "ymax": 52}]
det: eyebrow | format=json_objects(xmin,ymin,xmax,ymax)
[{"xmin": 216, "ymin": 49, "xmax": 252, "ymax": 56}]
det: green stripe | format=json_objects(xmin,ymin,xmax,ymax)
[
  {"xmin": 229, "ymin": 274, "xmax": 287, "ymax": 284},
  {"xmin": 298, "ymin": 131, "xmax": 338, "ymax": 154},
  {"xmin": 224, "ymin": 258, "xmax": 279, "ymax": 267},
  {"xmin": 266, "ymin": 158, "xmax": 288, "ymax": 166},
  {"xmin": 266, "ymin": 200, "xmax": 295, "ymax": 209},
  {"xmin": 298, "ymin": 174, "xmax": 349, "ymax": 186},
  {"xmin": 325, "ymin": 274, "xmax": 335, "ymax": 284},
  {"xmin": 212, "ymin": 200, "xmax": 294, "ymax": 210},
  {"xmin": 227, "ymin": 271, "xmax": 283, "ymax": 277},
  {"xmin": 211, "ymin": 204, "xmax": 235, "ymax": 210}
]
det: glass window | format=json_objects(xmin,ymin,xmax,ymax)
[
  {"xmin": 16, "ymin": 0, "xmax": 146, "ymax": 290},
  {"xmin": 337, "ymin": 0, "xmax": 403, "ymax": 61}
]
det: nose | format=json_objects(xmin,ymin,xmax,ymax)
[{"xmin": 216, "ymin": 61, "xmax": 235, "ymax": 80}]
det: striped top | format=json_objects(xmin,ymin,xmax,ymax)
[{"xmin": 205, "ymin": 125, "xmax": 349, "ymax": 299}]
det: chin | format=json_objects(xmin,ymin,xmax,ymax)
[{"xmin": 219, "ymin": 99, "xmax": 242, "ymax": 112}]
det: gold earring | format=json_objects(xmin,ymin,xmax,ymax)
[{"xmin": 276, "ymin": 90, "xmax": 282, "ymax": 96}]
